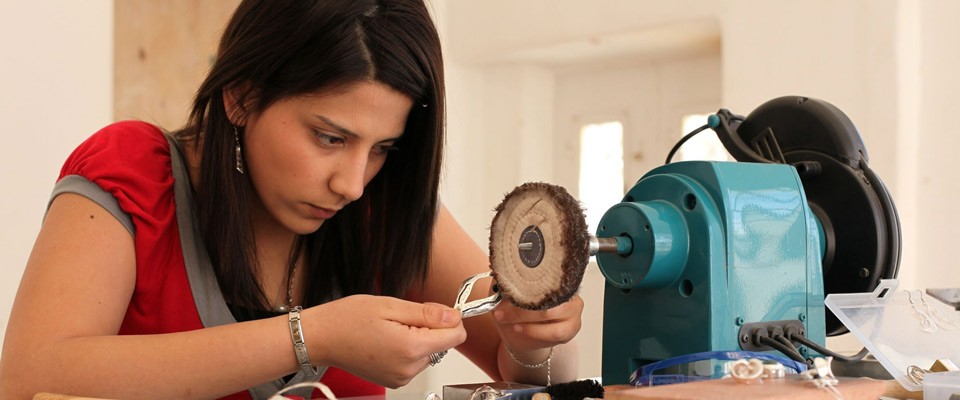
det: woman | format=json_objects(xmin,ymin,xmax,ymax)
[{"xmin": 0, "ymin": 0, "xmax": 583, "ymax": 399}]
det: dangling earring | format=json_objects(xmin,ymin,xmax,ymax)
[
  {"xmin": 234, "ymin": 125, "xmax": 245, "ymax": 174},
  {"xmin": 907, "ymin": 291, "xmax": 937, "ymax": 333},
  {"xmin": 920, "ymin": 291, "xmax": 960, "ymax": 331}
]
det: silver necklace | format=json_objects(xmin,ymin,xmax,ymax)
[
  {"xmin": 273, "ymin": 264, "xmax": 296, "ymax": 313},
  {"xmin": 274, "ymin": 236, "xmax": 303, "ymax": 313}
]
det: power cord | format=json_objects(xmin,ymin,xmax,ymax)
[
  {"xmin": 664, "ymin": 114, "xmax": 737, "ymax": 164},
  {"xmin": 786, "ymin": 330, "xmax": 869, "ymax": 362},
  {"xmin": 758, "ymin": 335, "xmax": 807, "ymax": 364},
  {"xmin": 752, "ymin": 328, "xmax": 807, "ymax": 365},
  {"xmin": 773, "ymin": 332, "xmax": 802, "ymax": 356},
  {"xmin": 665, "ymin": 123, "xmax": 711, "ymax": 164}
]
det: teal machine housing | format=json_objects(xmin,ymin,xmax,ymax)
[
  {"xmin": 596, "ymin": 161, "xmax": 826, "ymax": 384},
  {"xmin": 593, "ymin": 96, "xmax": 902, "ymax": 385}
]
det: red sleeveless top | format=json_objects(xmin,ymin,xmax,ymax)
[{"xmin": 57, "ymin": 121, "xmax": 384, "ymax": 399}]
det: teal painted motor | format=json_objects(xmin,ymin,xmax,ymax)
[
  {"xmin": 597, "ymin": 161, "xmax": 826, "ymax": 384},
  {"xmin": 594, "ymin": 96, "xmax": 901, "ymax": 385}
]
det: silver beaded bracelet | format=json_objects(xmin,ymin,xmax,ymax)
[
  {"xmin": 505, "ymin": 345, "xmax": 555, "ymax": 386},
  {"xmin": 288, "ymin": 306, "xmax": 321, "ymax": 376}
]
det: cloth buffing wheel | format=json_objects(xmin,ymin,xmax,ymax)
[{"xmin": 489, "ymin": 182, "xmax": 591, "ymax": 310}]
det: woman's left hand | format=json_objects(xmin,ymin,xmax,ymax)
[{"xmin": 491, "ymin": 294, "xmax": 584, "ymax": 354}]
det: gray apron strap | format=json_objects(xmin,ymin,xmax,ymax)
[{"xmin": 165, "ymin": 134, "xmax": 327, "ymax": 399}]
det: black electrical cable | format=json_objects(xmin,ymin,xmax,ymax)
[
  {"xmin": 758, "ymin": 335, "xmax": 808, "ymax": 365},
  {"xmin": 788, "ymin": 333, "xmax": 869, "ymax": 362},
  {"xmin": 774, "ymin": 334, "xmax": 801, "ymax": 356},
  {"xmin": 665, "ymin": 124, "xmax": 710, "ymax": 164}
]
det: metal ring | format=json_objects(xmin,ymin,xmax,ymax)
[
  {"xmin": 469, "ymin": 385, "xmax": 508, "ymax": 400},
  {"xmin": 429, "ymin": 350, "xmax": 448, "ymax": 366},
  {"xmin": 762, "ymin": 362, "xmax": 786, "ymax": 379},
  {"xmin": 453, "ymin": 271, "xmax": 502, "ymax": 318},
  {"xmin": 729, "ymin": 359, "xmax": 765, "ymax": 384},
  {"xmin": 906, "ymin": 364, "xmax": 927, "ymax": 385}
]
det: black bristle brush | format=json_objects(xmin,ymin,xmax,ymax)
[{"xmin": 542, "ymin": 379, "xmax": 604, "ymax": 400}]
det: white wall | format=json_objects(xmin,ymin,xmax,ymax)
[
  {"xmin": 916, "ymin": 0, "xmax": 960, "ymax": 291},
  {"xmin": 0, "ymin": 1, "xmax": 114, "ymax": 349}
]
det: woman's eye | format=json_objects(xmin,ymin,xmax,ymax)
[
  {"xmin": 314, "ymin": 131, "xmax": 345, "ymax": 147},
  {"xmin": 373, "ymin": 144, "xmax": 400, "ymax": 155}
]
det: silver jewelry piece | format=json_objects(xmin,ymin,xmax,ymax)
[
  {"xmin": 453, "ymin": 271, "xmax": 502, "ymax": 318},
  {"xmin": 908, "ymin": 290, "xmax": 937, "ymax": 333},
  {"xmin": 801, "ymin": 357, "xmax": 844, "ymax": 400},
  {"xmin": 273, "ymin": 236, "xmax": 301, "ymax": 313},
  {"xmin": 469, "ymin": 385, "xmax": 509, "ymax": 400},
  {"xmin": 505, "ymin": 345, "xmax": 554, "ymax": 386},
  {"xmin": 288, "ymin": 306, "xmax": 321, "ymax": 376},
  {"xmin": 919, "ymin": 291, "xmax": 960, "ymax": 330},
  {"xmin": 429, "ymin": 350, "xmax": 447, "ymax": 366},
  {"xmin": 906, "ymin": 364, "xmax": 928, "ymax": 386},
  {"xmin": 427, "ymin": 272, "xmax": 503, "ymax": 367},
  {"xmin": 234, "ymin": 125, "xmax": 244, "ymax": 174},
  {"xmin": 728, "ymin": 359, "xmax": 764, "ymax": 384},
  {"xmin": 762, "ymin": 362, "xmax": 786, "ymax": 379}
]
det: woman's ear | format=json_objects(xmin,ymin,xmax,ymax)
[{"xmin": 222, "ymin": 82, "xmax": 254, "ymax": 126}]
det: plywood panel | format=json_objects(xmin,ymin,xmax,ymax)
[{"xmin": 114, "ymin": 0, "xmax": 240, "ymax": 129}]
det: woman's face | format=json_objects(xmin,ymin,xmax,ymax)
[{"xmin": 241, "ymin": 80, "xmax": 413, "ymax": 235}]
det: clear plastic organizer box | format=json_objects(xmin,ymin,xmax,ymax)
[{"xmin": 825, "ymin": 279, "xmax": 960, "ymax": 392}]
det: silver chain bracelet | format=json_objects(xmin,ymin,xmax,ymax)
[{"xmin": 505, "ymin": 345, "xmax": 555, "ymax": 386}]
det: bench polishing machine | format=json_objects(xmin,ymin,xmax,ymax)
[{"xmin": 589, "ymin": 95, "xmax": 902, "ymax": 384}]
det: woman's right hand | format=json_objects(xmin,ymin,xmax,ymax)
[{"xmin": 304, "ymin": 295, "xmax": 465, "ymax": 388}]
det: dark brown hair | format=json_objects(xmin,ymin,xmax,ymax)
[{"xmin": 177, "ymin": 0, "xmax": 445, "ymax": 314}]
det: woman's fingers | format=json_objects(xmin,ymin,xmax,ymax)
[{"xmin": 493, "ymin": 295, "xmax": 584, "ymax": 352}]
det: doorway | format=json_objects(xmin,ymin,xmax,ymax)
[{"xmin": 553, "ymin": 54, "xmax": 721, "ymax": 378}]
